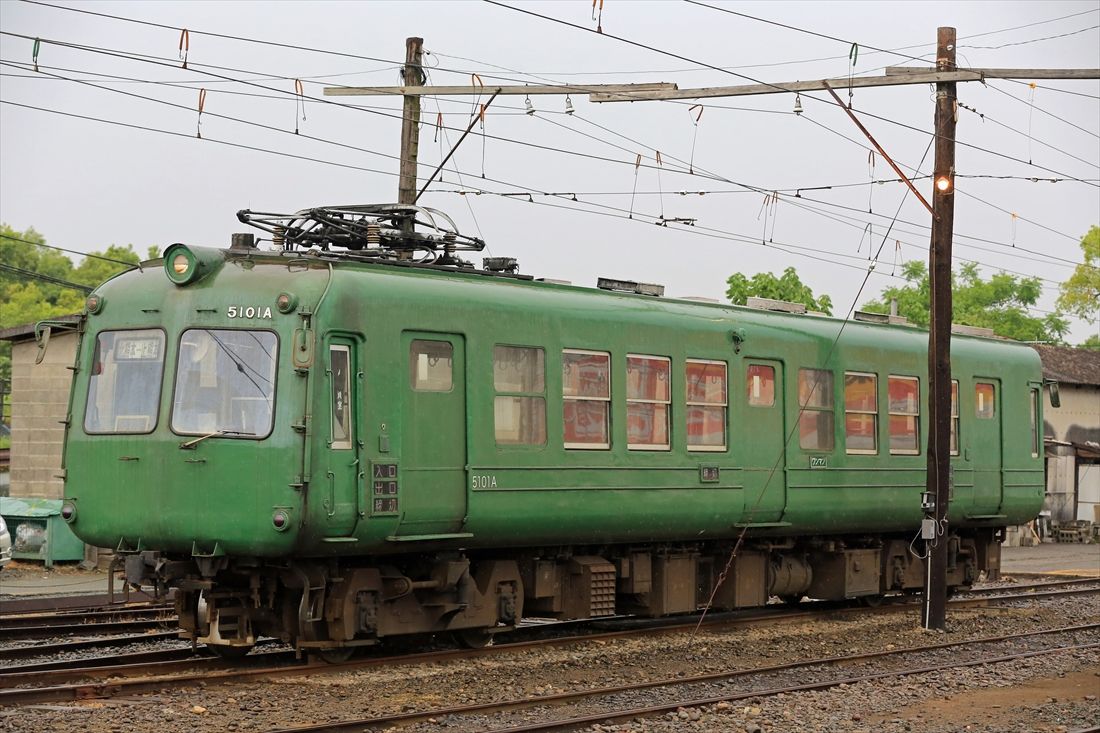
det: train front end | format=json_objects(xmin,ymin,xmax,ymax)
[{"xmin": 61, "ymin": 237, "xmax": 329, "ymax": 650}]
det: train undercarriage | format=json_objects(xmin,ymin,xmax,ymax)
[{"xmin": 124, "ymin": 528, "xmax": 1002, "ymax": 659}]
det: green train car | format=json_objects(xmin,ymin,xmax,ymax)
[{"xmin": 57, "ymin": 205, "xmax": 1046, "ymax": 658}]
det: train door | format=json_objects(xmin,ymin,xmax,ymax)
[
  {"xmin": 320, "ymin": 337, "xmax": 362, "ymax": 538},
  {"xmin": 740, "ymin": 359, "xmax": 787, "ymax": 524},
  {"xmin": 397, "ymin": 332, "xmax": 468, "ymax": 536},
  {"xmin": 971, "ymin": 378, "xmax": 1003, "ymax": 516}
]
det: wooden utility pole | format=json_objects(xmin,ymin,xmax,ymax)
[
  {"xmin": 398, "ymin": 37, "xmax": 425, "ymax": 210},
  {"xmin": 922, "ymin": 26, "xmax": 957, "ymax": 632}
]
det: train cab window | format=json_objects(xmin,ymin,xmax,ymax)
[
  {"xmin": 562, "ymin": 349, "xmax": 610, "ymax": 449},
  {"xmin": 746, "ymin": 364, "xmax": 775, "ymax": 407},
  {"xmin": 844, "ymin": 372, "xmax": 877, "ymax": 454},
  {"xmin": 330, "ymin": 345, "xmax": 353, "ymax": 450},
  {"xmin": 1030, "ymin": 387, "xmax": 1040, "ymax": 458},
  {"xmin": 798, "ymin": 368, "xmax": 834, "ymax": 451},
  {"xmin": 975, "ymin": 382, "xmax": 995, "ymax": 419},
  {"xmin": 410, "ymin": 340, "xmax": 453, "ymax": 392},
  {"xmin": 84, "ymin": 329, "xmax": 166, "ymax": 434},
  {"xmin": 626, "ymin": 355, "xmax": 671, "ymax": 450},
  {"xmin": 950, "ymin": 380, "xmax": 960, "ymax": 456},
  {"xmin": 888, "ymin": 375, "xmax": 920, "ymax": 454},
  {"xmin": 172, "ymin": 329, "xmax": 277, "ymax": 438},
  {"xmin": 493, "ymin": 346, "xmax": 546, "ymax": 446},
  {"xmin": 686, "ymin": 359, "xmax": 727, "ymax": 451}
]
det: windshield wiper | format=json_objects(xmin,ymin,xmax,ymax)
[{"xmin": 179, "ymin": 429, "xmax": 256, "ymax": 450}]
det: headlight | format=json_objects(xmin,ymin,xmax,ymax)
[{"xmin": 163, "ymin": 243, "xmax": 225, "ymax": 286}]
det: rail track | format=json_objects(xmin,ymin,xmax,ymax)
[
  {"xmin": 2, "ymin": 582, "xmax": 1096, "ymax": 707},
  {"xmin": 264, "ymin": 624, "xmax": 1100, "ymax": 733}
]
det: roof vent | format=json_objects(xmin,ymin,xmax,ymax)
[
  {"xmin": 746, "ymin": 297, "xmax": 805, "ymax": 314},
  {"xmin": 951, "ymin": 324, "xmax": 997, "ymax": 338},
  {"xmin": 230, "ymin": 232, "xmax": 256, "ymax": 251},
  {"xmin": 597, "ymin": 277, "xmax": 664, "ymax": 297},
  {"xmin": 854, "ymin": 310, "xmax": 910, "ymax": 325},
  {"xmin": 483, "ymin": 257, "xmax": 519, "ymax": 274}
]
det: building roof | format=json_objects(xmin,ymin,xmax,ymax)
[
  {"xmin": 0, "ymin": 315, "xmax": 80, "ymax": 344},
  {"xmin": 1031, "ymin": 344, "xmax": 1100, "ymax": 387}
]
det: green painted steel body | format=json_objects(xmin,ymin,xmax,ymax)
[{"xmin": 62, "ymin": 250, "xmax": 1044, "ymax": 559}]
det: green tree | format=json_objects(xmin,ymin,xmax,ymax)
[
  {"xmin": 861, "ymin": 260, "xmax": 1069, "ymax": 343},
  {"xmin": 0, "ymin": 225, "xmax": 140, "ymax": 385},
  {"xmin": 726, "ymin": 266, "xmax": 833, "ymax": 315},
  {"xmin": 1056, "ymin": 225, "xmax": 1100, "ymax": 324},
  {"xmin": 1080, "ymin": 334, "xmax": 1100, "ymax": 350}
]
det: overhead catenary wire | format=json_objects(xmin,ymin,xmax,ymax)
[
  {"xmin": 0, "ymin": 262, "xmax": 93, "ymax": 293},
  {"xmin": 4, "ymin": 15, "xmax": 1092, "ymax": 288},
  {"xmin": 0, "ymin": 233, "xmax": 143, "ymax": 267}
]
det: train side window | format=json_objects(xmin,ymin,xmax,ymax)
[
  {"xmin": 844, "ymin": 372, "xmax": 877, "ymax": 454},
  {"xmin": 686, "ymin": 359, "xmax": 727, "ymax": 451},
  {"xmin": 410, "ymin": 340, "xmax": 453, "ymax": 392},
  {"xmin": 798, "ymin": 368, "xmax": 834, "ymax": 451},
  {"xmin": 950, "ymin": 380, "xmax": 960, "ymax": 456},
  {"xmin": 888, "ymin": 375, "xmax": 920, "ymax": 454},
  {"xmin": 746, "ymin": 364, "xmax": 776, "ymax": 407},
  {"xmin": 493, "ymin": 345, "xmax": 546, "ymax": 446},
  {"xmin": 562, "ymin": 350, "xmax": 611, "ymax": 449},
  {"xmin": 330, "ymin": 345, "xmax": 353, "ymax": 450},
  {"xmin": 975, "ymin": 382, "xmax": 995, "ymax": 419},
  {"xmin": 1030, "ymin": 387, "xmax": 1040, "ymax": 458},
  {"xmin": 626, "ymin": 354, "xmax": 671, "ymax": 451}
]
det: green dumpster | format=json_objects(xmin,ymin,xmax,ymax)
[{"xmin": 0, "ymin": 497, "xmax": 85, "ymax": 567}]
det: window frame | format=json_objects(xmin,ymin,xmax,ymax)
[
  {"xmin": 843, "ymin": 371, "xmax": 878, "ymax": 455},
  {"xmin": 686, "ymin": 358, "xmax": 728, "ymax": 452},
  {"xmin": 169, "ymin": 327, "xmax": 279, "ymax": 440},
  {"xmin": 887, "ymin": 374, "xmax": 921, "ymax": 456},
  {"xmin": 329, "ymin": 344, "xmax": 354, "ymax": 450},
  {"xmin": 492, "ymin": 344, "xmax": 547, "ymax": 447},
  {"xmin": 83, "ymin": 327, "xmax": 167, "ymax": 436},
  {"xmin": 1030, "ymin": 386, "xmax": 1041, "ymax": 458},
  {"xmin": 746, "ymin": 363, "xmax": 776, "ymax": 407},
  {"xmin": 797, "ymin": 367, "xmax": 835, "ymax": 452},
  {"xmin": 626, "ymin": 353, "xmax": 671, "ymax": 451},
  {"xmin": 975, "ymin": 381, "xmax": 996, "ymax": 420},
  {"xmin": 562, "ymin": 348, "xmax": 612, "ymax": 450},
  {"xmin": 949, "ymin": 380, "xmax": 960, "ymax": 456},
  {"xmin": 409, "ymin": 339, "xmax": 454, "ymax": 392}
]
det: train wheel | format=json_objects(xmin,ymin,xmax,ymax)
[
  {"xmin": 207, "ymin": 644, "xmax": 253, "ymax": 660},
  {"xmin": 453, "ymin": 628, "xmax": 494, "ymax": 649},
  {"xmin": 315, "ymin": 648, "xmax": 355, "ymax": 664}
]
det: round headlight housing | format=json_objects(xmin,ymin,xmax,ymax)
[
  {"xmin": 163, "ymin": 243, "xmax": 224, "ymax": 286},
  {"xmin": 61, "ymin": 502, "xmax": 77, "ymax": 523},
  {"xmin": 276, "ymin": 292, "xmax": 298, "ymax": 314},
  {"xmin": 85, "ymin": 293, "xmax": 104, "ymax": 314},
  {"xmin": 272, "ymin": 509, "xmax": 290, "ymax": 531}
]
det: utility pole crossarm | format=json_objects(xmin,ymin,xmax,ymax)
[
  {"xmin": 324, "ymin": 82, "xmax": 679, "ymax": 97},
  {"xmin": 587, "ymin": 68, "xmax": 1100, "ymax": 102},
  {"xmin": 886, "ymin": 66, "xmax": 1100, "ymax": 80}
]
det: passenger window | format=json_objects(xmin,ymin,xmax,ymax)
[
  {"xmin": 330, "ymin": 345, "xmax": 353, "ymax": 450},
  {"xmin": 410, "ymin": 340, "xmax": 453, "ymax": 392},
  {"xmin": 493, "ymin": 346, "xmax": 546, "ymax": 446},
  {"xmin": 562, "ymin": 350, "xmax": 610, "ymax": 449},
  {"xmin": 746, "ymin": 364, "xmax": 775, "ymax": 407},
  {"xmin": 627, "ymin": 355, "xmax": 671, "ymax": 450},
  {"xmin": 798, "ymin": 368, "xmax": 834, "ymax": 451},
  {"xmin": 975, "ymin": 382, "xmax": 995, "ymax": 419},
  {"xmin": 686, "ymin": 360, "xmax": 727, "ymax": 451},
  {"xmin": 950, "ymin": 380, "xmax": 960, "ymax": 456},
  {"xmin": 844, "ymin": 372, "xmax": 877, "ymax": 454},
  {"xmin": 888, "ymin": 376, "xmax": 920, "ymax": 454}
]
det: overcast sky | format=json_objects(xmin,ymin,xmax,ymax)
[{"xmin": 1, "ymin": 0, "xmax": 1097, "ymax": 341}]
